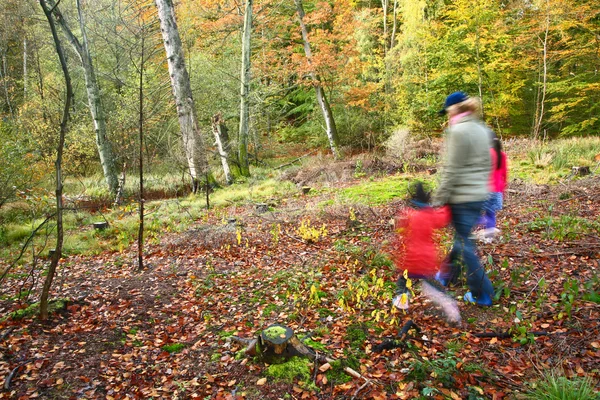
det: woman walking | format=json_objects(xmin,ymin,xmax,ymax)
[{"xmin": 433, "ymin": 91, "xmax": 495, "ymax": 306}]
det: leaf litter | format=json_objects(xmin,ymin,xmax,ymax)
[{"xmin": 0, "ymin": 175, "xmax": 599, "ymax": 399}]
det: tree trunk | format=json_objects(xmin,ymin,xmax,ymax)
[
  {"xmin": 155, "ymin": 0, "xmax": 209, "ymax": 193},
  {"xmin": 532, "ymin": 0, "xmax": 549, "ymax": 140},
  {"xmin": 23, "ymin": 37, "xmax": 27, "ymax": 100},
  {"xmin": 381, "ymin": 0, "xmax": 388, "ymax": 56},
  {"xmin": 39, "ymin": 0, "xmax": 73, "ymax": 321},
  {"xmin": 389, "ymin": 0, "xmax": 398, "ymax": 51},
  {"xmin": 238, "ymin": 0, "xmax": 252, "ymax": 177},
  {"xmin": 212, "ymin": 113, "xmax": 232, "ymax": 184},
  {"xmin": 294, "ymin": 0, "xmax": 340, "ymax": 159},
  {"xmin": 137, "ymin": 35, "xmax": 145, "ymax": 270},
  {"xmin": 0, "ymin": 48, "xmax": 13, "ymax": 116},
  {"xmin": 48, "ymin": 0, "xmax": 119, "ymax": 195}
]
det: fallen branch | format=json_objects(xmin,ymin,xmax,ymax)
[
  {"xmin": 0, "ymin": 327, "xmax": 14, "ymax": 342},
  {"xmin": 274, "ymin": 150, "xmax": 318, "ymax": 170},
  {"xmin": 351, "ymin": 378, "xmax": 372, "ymax": 399},
  {"xmin": 4, "ymin": 360, "xmax": 32, "ymax": 390},
  {"xmin": 372, "ymin": 320, "xmax": 420, "ymax": 352}
]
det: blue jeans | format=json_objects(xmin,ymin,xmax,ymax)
[{"xmin": 449, "ymin": 202, "xmax": 494, "ymax": 299}]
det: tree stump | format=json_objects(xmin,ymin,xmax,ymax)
[
  {"xmin": 256, "ymin": 203, "xmax": 269, "ymax": 213},
  {"xmin": 231, "ymin": 324, "xmax": 367, "ymax": 382},
  {"xmin": 572, "ymin": 166, "xmax": 590, "ymax": 176},
  {"xmin": 252, "ymin": 324, "xmax": 316, "ymax": 363},
  {"xmin": 93, "ymin": 221, "xmax": 109, "ymax": 230}
]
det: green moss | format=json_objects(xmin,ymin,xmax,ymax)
[
  {"xmin": 345, "ymin": 323, "xmax": 367, "ymax": 349},
  {"xmin": 162, "ymin": 343, "xmax": 186, "ymax": 353},
  {"xmin": 325, "ymin": 360, "xmax": 352, "ymax": 384},
  {"xmin": 262, "ymin": 325, "xmax": 288, "ymax": 340},
  {"xmin": 265, "ymin": 356, "xmax": 312, "ymax": 384},
  {"xmin": 299, "ymin": 336, "xmax": 327, "ymax": 352},
  {"xmin": 2, "ymin": 298, "xmax": 69, "ymax": 321}
]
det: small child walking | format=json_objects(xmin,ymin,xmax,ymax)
[
  {"xmin": 391, "ymin": 183, "xmax": 461, "ymax": 324},
  {"xmin": 477, "ymin": 138, "xmax": 508, "ymax": 242}
]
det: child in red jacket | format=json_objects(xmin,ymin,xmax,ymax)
[
  {"xmin": 392, "ymin": 183, "xmax": 461, "ymax": 323},
  {"xmin": 476, "ymin": 138, "xmax": 508, "ymax": 242}
]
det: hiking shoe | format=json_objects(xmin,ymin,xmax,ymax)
[
  {"xmin": 393, "ymin": 293, "xmax": 410, "ymax": 310},
  {"xmin": 475, "ymin": 228, "xmax": 500, "ymax": 243},
  {"xmin": 463, "ymin": 291, "xmax": 492, "ymax": 307}
]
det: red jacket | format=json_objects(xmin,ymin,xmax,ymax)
[
  {"xmin": 392, "ymin": 206, "xmax": 451, "ymax": 278},
  {"xmin": 489, "ymin": 149, "xmax": 508, "ymax": 193}
]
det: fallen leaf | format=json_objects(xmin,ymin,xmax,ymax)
[
  {"xmin": 256, "ymin": 378, "xmax": 267, "ymax": 386},
  {"xmin": 319, "ymin": 362, "xmax": 331, "ymax": 372}
]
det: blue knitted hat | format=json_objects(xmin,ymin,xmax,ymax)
[{"xmin": 439, "ymin": 91, "xmax": 469, "ymax": 115}]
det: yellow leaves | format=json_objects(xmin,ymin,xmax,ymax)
[
  {"xmin": 308, "ymin": 283, "xmax": 322, "ymax": 306},
  {"xmin": 297, "ymin": 218, "xmax": 328, "ymax": 243}
]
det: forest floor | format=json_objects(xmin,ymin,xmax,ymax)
[{"xmin": 0, "ymin": 160, "xmax": 599, "ymax": 399}]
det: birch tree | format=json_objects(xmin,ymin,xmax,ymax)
[
  {"xmin": 48, "ymin": 0, "xmax": 119, "ymax": 195},
  {"xmin": 155, "ymin": 0, "xmax": 209, "ymax": 193},
  {"xmin": 294, "ymin": 0, "xmax": 340, "ymax": 159},
  {"xmin": 238, "ymin": 0, "xmax": 252, "ymax": 177}
]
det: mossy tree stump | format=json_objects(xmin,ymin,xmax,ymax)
[
  {"xmin": 245, "ymin": 324, "xmax": 316, "ymax": 364},
  {"xmin": 232, "ymin": 324, "xmax": 366, "ymax": 382}
]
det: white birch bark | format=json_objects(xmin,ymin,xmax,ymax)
[
  {"xmin": 155, "ymin": 0, "xmax": 208, "ymax": 191},
  {"xmin": 238, "ymin": 0, "xmax": 252, "ymax": 177},
  {"xmin": 294, "ymin": 0, "xmax": 339, "ymax": 158},
  {"xmin": 212, "ymin": 113, "xmax": 232, "ymax": 184},
  {"xmin": 49, "ymin": 0, "xmax": 119, "ymax": 195}
]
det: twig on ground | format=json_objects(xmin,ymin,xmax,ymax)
[
  {"xmin": 4, "ymin": 360, "xmax": 33, "ymax": 390},
  {"xmin": 351, "ymin": 378, "xmax": 372, "ymax": 399},
  {"xmin": 0, "ymin": 327, "xmax": 14, "ymax": 342}
]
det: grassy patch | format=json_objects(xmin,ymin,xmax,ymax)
[
  {"xmin": 510, "ymin": 137, "xmax": 600, "ymax": 184},
  {"xmin": 0, "ymin": 176, "xmax": 296, "ymax": 262},
  {"xmin": 526, "ymin": 215, "xmax": 600, "ymax": 241},
  {"xmin": 525, "ymin": 371, "xmax": 598, "ymax": 400},
  {"xmin": 337, "ymin": 175, "xmax": 416, "ymax": 205}
]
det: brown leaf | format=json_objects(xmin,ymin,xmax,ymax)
[{"xmin": 319, "ymin": 362, "xmax": 331, "ymax": 372}]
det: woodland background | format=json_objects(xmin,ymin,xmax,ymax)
[
  {"xmin": 0, "ymin": 0, "xmax": 599, "ymax": 399},
  {"xmin": 1, "ymin": 0, "xmax": 599, "ymax": 196}
]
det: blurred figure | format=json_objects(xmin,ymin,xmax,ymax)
[
  {"xmin": 392, "ymin": 182, "xmax": 461, "ymax": 324},
  {"xmin": 475, "ymin": 137, "xmax": 508, "ymax": 243},
  {"xmin": 433, "ymin": 92, "xmax": 494, "ymax": 306}
]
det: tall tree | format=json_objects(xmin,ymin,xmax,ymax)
[
  {"xmin": 38, "ymin": 0, "xmax": 73, "ymax": 320},
  {"xmin": 294, "ymin": 0, "xmax": 340, "ymax": 158},
  {"xmin": 238, "ymin": 0, "xmax": 252, "ymax": 177},
  {"xmin": 531, "ymin": 0, "xmax": 550, "ymax": 139},
  {"xmin": 48, "ymin": 0, "xmax": 119, "ymax": 195},
  {"xmin": 155, "ymin": 0, "xmax": 210, "ymax": 193}
]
